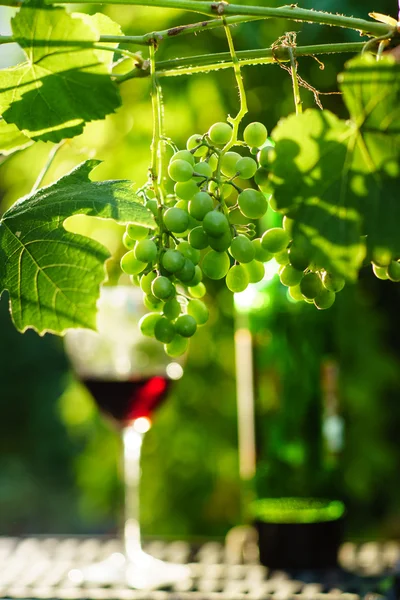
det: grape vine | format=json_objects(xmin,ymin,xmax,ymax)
[{"xmin": 0, "ymin": 1, "xmax": 399, "ymax": 349}]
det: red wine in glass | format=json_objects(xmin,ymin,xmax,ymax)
[{"xmin": 83, "ymin": 376, "xmax": 171, "ymax": 425}]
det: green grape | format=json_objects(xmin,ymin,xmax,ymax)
[
  {"xmin": 187, "ymin": 134, "xmax": 208, "ymax": 157},
  {"xmin": 154, "ymin": 317, "xmax": 175, "ymax": 343},
  {"xmin": 134, "ymin": 239, "xmax": 158, "ymax": 263},
  {"xmin": 226, "ymin": 264, "xmax": 249, "ymax": 292},
  {"xmin": 387, "ymin": 260, "xmax": 400, "ymax": 281},
  {"xmin": 174, "ymin": 180, "xmax": 199, "ymax": 201},
  {"xmin": 322, "ymin": 271, "xmax": 345, "ymax": 293},
  {"xmin": 314, "ymin": 289, "xmax": 336, "ymax": 310},
  {"xmin": 268, "ymin": 195, "xmax": 280, "ymax": 212},
  {"xmin": 175, "ymin": 199, "xmax": 189, "ymax": 211},
  {"xmin": 144, "ymin": 294, "xmax": 163, "ymax": 311},
  {"xmin": 187, "ymin": 265, "xmax": 203, "ymax": 287},
  {"xmin": 243, "ymin": 122, "xmax": 268, "ymax": 148},
  {"xmin": 261, "ymin": 228, "xmax": 290, "ymax": 254},
  {"xmin": 162, "ymin": 249, "xmax": 185, "ymax": 273},
  {"xmin": 152, "ymin": 276, "xmax": 175, "ymax": 300},
  {"xmin": 202, "ymin": 211, "xmax": 230, "ymax": 238},
  {"xmin": 122, "ymin": 231, "xmax": 135, "ymax": 250},
  {"xmin": 372, "ymin": 247, "xmax": 392, "ymax": 267},
  {"xmin": 220, "ymin": 151, "xmax": 241, "ymax": 177},
  {"xmin": 120, "ymin": 251, "xmax": 147, "ymax": 275},
  {"xmin": 139, "ymin": 313, "xmax": 162, "ymax": 337},
  {"xmin": 238, "ymin": 189, "xmax": 268, "ymax": 219},
  {"xmin": 207, "ymin": 153, "xmax": 218, "ymax": 171},
  {"xmin": 235, "ymin": 157, "xmax": 258, "ymax": 179},
  {"xmin": 275, "ymin": 249, "xmax": 290, "ymax": 266},
  {"xmin": 189, "ymin": 192, "xmax": 214, "ymax": 221},
  {"xmin": 208, "ymin": 230, "xmax": 232, "ymax": 252},
  {"xmin": 188, "ymin": 215, "xmax": 201, "ymax": 231},
  {"xmin": 130, "ymin": 274, "xmax": 140, "ymax": 286},
  {"xmin": 288, "ymin": 237, "xmax": 313, "ymax": 271},
  {"xmin": 189, "ymin": 226, "xmax": 209, "ymax": 250},
  {"xmin": 257, "ymin": 145, "xmax": 275, "ymax": 168},
  {"xmin": 168, "ymin": 159, "xmax": 194, "ymax": 182},
  {"xmin": 279, "ymin": 265, "xmax": 304, "ymax": 287},
  {"xmin": 176, "ymin": 258, "xmax": 196, "ymax": 283},
  {"xmin": 288, "ymin": 284, "xmax": 304, "ymax": 301},
  {"xmin": 254, "ymin": 167, "xmax": 269, "ymax": 189},
  {"xmin": 252, "ymin": 238, "xmax": 273, "ymax": 262},
  {"xmin": 177, "ymin": 241, "xmax": 200, "ymax": 265},
  {"xmin": 202, "ymin": 250, "xmax": 230, "ymax": 280},
  {"xmin": 140, "ymin": 271, "xmax": 157, "ymax": 295},
  {"xmin": 163, "ymin": 297, "xmax": 181, "ymax": 320},
  {"xmin": 229, "ymin": 234, "xmax": 255, "ymax": 263},
  {"xmin": 372, "ymin": 264, "xmax": 389, "ymax": 280},
  {"xmin": 243, "ymin": 260, "xmax": 265, "ymax": 283},
  {"xmin": 208, "ymin": 122, "xmax": 232, "ymax": 145},
  {"xmin": 126, "ymin": 223, "xmax": 149, "ymax": 240},
  {"xmin": 220, "ymin": 183, "xmax": 234, "ymax": 201},
  {"xmin": 193, "ymin": 161, "xmax": 213, "ymax": 179},
  {"xmin": 163, "ymin": 207, "xmax": 189, "ymax": 233},
  {"xmin": 187, "ymin": 299, "xmax": 209, "ymax": 325},
  {"xmin": 282, "ymin": 216, "xmax": 295, "ymax": 237},
  {"xmin": 175, "ymin": 314, "xmax": 197, "ymax": 338},
  {"xmin": 188, "ymin": 282, "xmax": 206, "ymax": 298},
  {"xmin": 170, "ymin": 149, "xmax": 195, "ymax": 166},
  {"xmin": 300, "ymin": 272, "xmax": 323, "ymax": 299},
  {"xmin": 145, "ymin": 199, "xmax": 158, "ymax": 218},
  {"xmin": 165, "ymin": 335, "xmax": 189, "ymax": 357},
  {"xmin": 209, "ymin": 180, "xmax": 234, "ymax": 200}
]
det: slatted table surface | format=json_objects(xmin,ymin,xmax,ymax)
[{"xmin": 0, "ymin": 537, "xmax": 399, "ymax": 600}]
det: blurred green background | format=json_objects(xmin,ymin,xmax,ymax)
[{"xmin": 1, "ymin": 0, "xmax": 400, "ymax": 542}]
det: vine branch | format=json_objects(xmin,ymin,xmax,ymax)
[
  {"xmin": 0, "ymin": 15, "xmax": 263, "ymax": 47},
  {"xmin": 156, "ymin": 42, "xmax": 365, "ymax": 78},
  {"xmin": 0, "ymin": 1, "xmax": 393, "ymax": 38},
  {"xmin": 288, "ymin": 47, "xmax": 302, "ymax": 115}
]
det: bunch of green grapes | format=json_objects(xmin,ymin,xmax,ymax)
[
  {"xmin": 120, "ymin": 120, "xmax": 273, "ymax": 355},
  {"xmin": 262, "ymin": 217, "xmax": 346, "ymax": 309},
  {"xmin": 370, "ymin": 248, "xmax": 400, "ymax": 283}
]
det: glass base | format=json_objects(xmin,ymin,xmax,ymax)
[{"xmin": 69, "ymin": 551, "xmax": 191, "ymax": 590}]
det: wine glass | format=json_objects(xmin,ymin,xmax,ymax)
[{"xmin": 65, "ymin": 285, "xmax": 190, "ymax": 589}]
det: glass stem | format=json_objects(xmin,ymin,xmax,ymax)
[{"xmin": 123, "ymin": 424, "xmax": 145, "ymax": 561}]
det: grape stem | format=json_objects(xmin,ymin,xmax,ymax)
[
  {"xmin": 149, "ymin": 44, "xmax": 169, "ymax": 249},
  {"xmin": 222, "ymin": 18, "xmax": 248, "ymax": 151},
  {"xmin": 31, "ymin": 140, "xmax": 65, "ymax": 193},
  {"xmin": 213, "ymin": 19, "xmax": 248, "ymax": 221}
]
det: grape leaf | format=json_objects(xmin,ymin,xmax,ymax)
[
  {"xmin": 77, "ymin": 12, "xmax": 122, "ymax": 68},
  {"xmin": 269, "ymin": 55, "xmax": 400, "ymax": 280},
  {"xmin": 0, "ymin": 7, "xmax": 121, "ymax": 143},
  {"xmin": 0, "ymin": 160, "xmax": 155, "ymax": 335},
  {"xmin": 0, "ymin": 118, "xmax": 33, "ymax": 155},
  {"xmin": 339, "ymin": 55, "xmax": 400, "ymax": 260}
]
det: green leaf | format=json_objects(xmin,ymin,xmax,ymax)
[
  {"xmin": 0, "ymin": 160, "xmax": 155, "ymax": 335},
  {"xmin": 0, "ymin": 118, "xmax": 33, "ymax": 155},
  {"xmin": 0, "ymin": 7, "xmax": 121, "ymax": 143},
  {"xmin": 339, "ymin": 55, "xmax": 400, "ymax": 260},
  {"xmin": 269, "ymin": 56, "xmax": 400, "ymax": 279},
  {"xmin": 270, "ymin": 110, "xmax": 365, "ymax": 280},
  {"xmin": 76, "ymin": 12, "xmax": 123, "ymax": 68}
]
